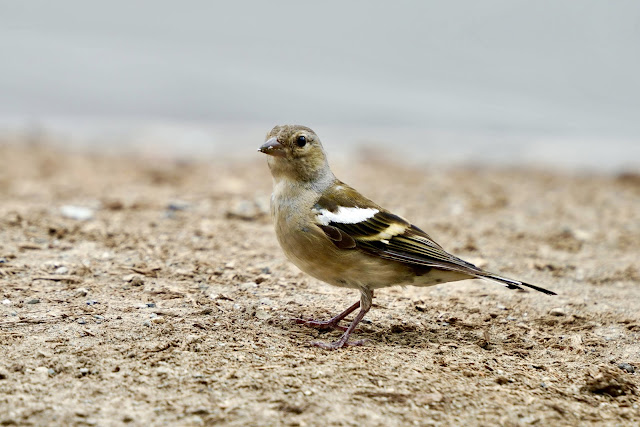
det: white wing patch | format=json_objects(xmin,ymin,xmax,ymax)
[{"xmin": 316, "ymin": 207, "xmax": 379, "ymax": 226}]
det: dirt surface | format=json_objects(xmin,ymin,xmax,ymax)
[{"xmin": 0, "ymin": 143, "xmax": 639, "ymax": 426}]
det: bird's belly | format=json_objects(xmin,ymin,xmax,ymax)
[{"xmin": 276, "ymin": 224, "xmax": 414, "ymax": 290}]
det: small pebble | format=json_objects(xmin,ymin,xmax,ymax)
[
  {"xmin": 163, "ymin": 210, "xmax": 177, "ymax": 219},
  {"xmin": 255, "ymin": 309, "xmax": 271, "ymax": 320},
  {"xmin": 0, "ymin": 258, "xmax": 7, "ymax": 263},
  {"xmin": 495, "ymin": 376, "xmax": 510, "ymax": 385},
  {"xmin": 254, "ymin": 196, "xmax": 270, "ymax": 215},
  {"xmin": 36, "ymin": 350, "xmax": 50, "ymax": 358},
  {"xmin": 86, "ymin": 300, "xmax": 99, "ymax": 306},
  {"xmin": 0, "ymin": 369, "xmax": 9, "ymax": 380},
  {"xmin": 238, "ymin": 282, "xmax": 257, "ymax": 290},
  {"xmin": 226, "ymin": 200, "xmax": 263, "ymax": 221},
  {"xmin": 549, "ymin": 307, "xmax": 566, "ymax": 316},
  {"xmin": 54, "ymin": 266, "xmax": 69, "ymax": 275},
  {"xmin": 167, "ymin": 200, "xmax": 190, "ymax": 211},
  {"xmin": 618, "ymin": 363, "xmax": 636, "ymax": 374},
  {"xmin": 1, "ymin": 299, "xmax": 11, "ymax": 305},
  {"xmin": 102, "ymin": 199, "xmax": 124, "ymax": 210},
  {"xmin": 60, "ymin": 205, "xmax": 94, "ymax": 221},
  {"xmin": 79, "ymin": 368, "xmax": 89, "ymax": 376},
  {"xmin": 254, "ymin": 274, "xmax": 269, "ymax": 284},
  {"xmin": 142, "ymin": 320, "xmax": 152, "ymax": 327},
  {"xmin": 146, "ymin": 303, "xmax": 156, "ymax": 308},
  {"xmin": 27, "ymin": 298, "xmax": 40, "ymax": 304},
  {"xmin": 75, "ymin": 288, "xmax": 89, "ymax": 297},
  {"xmin": 77, "ymin": 318, "xmax": 87, "ymax": 325},
  {"xmin": 187, "ymin": 415, "xmax": 204, "ymax": 426},
  {"xmin": 33, "ymin": 366, "xmax": 50, "ymax": 380},
  {"xmin": 151, "ymin": 316, "xmax": 166, "ymax": 324}
]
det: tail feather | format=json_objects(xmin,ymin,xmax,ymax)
[{"xmin": 484, "ymin": 273, "xmax": 557, "ymax": 296}]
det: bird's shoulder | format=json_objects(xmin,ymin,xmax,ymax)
[{"xmin": 314, "ymin": 181, "xmax": 381, "ymax": 212}]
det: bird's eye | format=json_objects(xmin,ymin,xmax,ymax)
[{"xmin": 296, "ymin": 135, "xmax": 307, "ymax": 147}]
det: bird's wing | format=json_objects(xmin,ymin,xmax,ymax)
[
  {"xmin": 313, "ymin": 182, "xmax": 480, "ymax": 273},
  {"xmin": 314, "ymin": 181, "xmax": 556, "ymax": 295}
]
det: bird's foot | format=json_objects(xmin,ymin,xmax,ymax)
[
  {"xmin": 293, "ymin": 318, "xmax": 349, "ymax": 332},
  {"xmin": 310, "ymin": 338, "xmax": 369, "ymax": 350}
]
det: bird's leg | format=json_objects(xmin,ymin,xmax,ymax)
[
  {"xmin": 312, "ymin": 288, "xmax": 373, "ymax": 350},
  {"xmin": 294, "ymin": 301, "xmax": 360, "ymax": 331}
]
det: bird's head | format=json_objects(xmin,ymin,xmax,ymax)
[{"xmin": 259, "ymin": 125, "xmax": 332, "ymax": 183}]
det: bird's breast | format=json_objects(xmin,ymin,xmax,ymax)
[{"xmin": 272, "ymin": 210, "xmax": 412, "ymax": 289}]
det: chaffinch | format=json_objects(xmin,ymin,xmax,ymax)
[{"xmin": 259, "ymin": 124, "xmax": 555, "ymax": 350}]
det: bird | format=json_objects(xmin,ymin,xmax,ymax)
[{"xmin": 259, "ymin": 124, "xmax": 555, "ymax": 350}]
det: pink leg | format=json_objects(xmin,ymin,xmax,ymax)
[
  {"xmin": 312, "ymin": 289, "xmax": 373, "ymax": 350},
  {"xmin": 294, "ymin": 301, "xmax": 360, "ymax": 331}
]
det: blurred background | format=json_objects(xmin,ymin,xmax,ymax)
[{"xmin": 1, "ymin": 0, "xmax": 639, "ymax": 171}]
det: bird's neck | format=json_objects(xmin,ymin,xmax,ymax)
[
  {"xmin": 271, "ymin": 168, "xmax": 336, "ymax": 196},
  {"xmin": 268, "ymin": 155, "xmax": 335, "ymax": 190}
]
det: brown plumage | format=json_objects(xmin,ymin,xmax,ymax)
[{"xmin": 259, "ymin": 124, "xmax": 555, "ymax": 350}]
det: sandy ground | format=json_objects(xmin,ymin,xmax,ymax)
[{"xmin": 0, "ymin": 143, "xmax": 639, "ymax": 426}]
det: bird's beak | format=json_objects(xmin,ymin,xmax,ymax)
[{"xmin": 258, "ymin": 137, "xmax": 286, "ymax": 157}]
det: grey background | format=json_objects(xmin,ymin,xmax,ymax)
[{"xmin": 1, "ymin": 1, "xmax": 639, "ymax": 169}]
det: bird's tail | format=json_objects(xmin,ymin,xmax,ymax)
[{"xmin": 481, "ymin": 273, "xmax": 557, "ymax": 296}]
